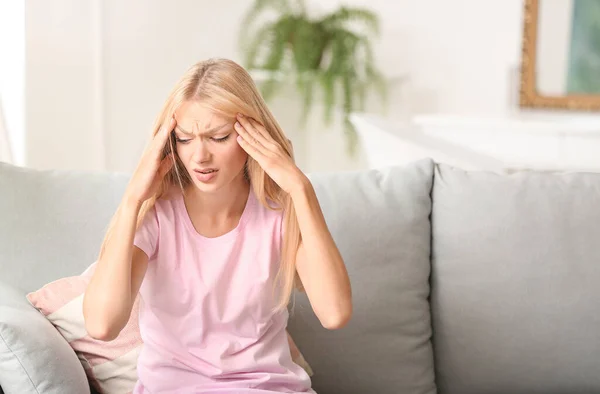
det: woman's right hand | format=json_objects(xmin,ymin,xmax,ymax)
[{"xmin": 125, "ymin": 117, "xmax": 176, "ymax": 205}]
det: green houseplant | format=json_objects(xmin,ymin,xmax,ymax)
[{"xmin": 239, "ymin": 0, "xmax": 388, "ymax": 153}]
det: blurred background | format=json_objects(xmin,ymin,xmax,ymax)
[{"xmin": 3, "ymin": 0, "xmax": 600, "ymax": 175}]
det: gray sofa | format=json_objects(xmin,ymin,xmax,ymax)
[{"xmin": 1, "ymin": 158, "xmax": 599, "ymax": 394}]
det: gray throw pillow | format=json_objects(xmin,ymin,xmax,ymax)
[
  {"xmin": 287, "ymin": 159, "xmax": 437, "ymax": 394},
  {"xmin": 431, "ymin": 163, "xmax": 600, "ymax": 393},
  {"xmin": 0, "ymin": 281, "xmax": 90, "ymax": 394}
]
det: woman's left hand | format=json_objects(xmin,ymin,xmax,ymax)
[{"xmin": 235, "ymin": 113, "xmax": 307, "ymax": 195}]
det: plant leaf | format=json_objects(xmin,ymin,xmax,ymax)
[
  {"xmin": 321, "ymin": 7, "xmax": 380, "ymax": 37},
  {"xmin": 239, "ymin": 0, "xmax": 293, "ymax": 53}
]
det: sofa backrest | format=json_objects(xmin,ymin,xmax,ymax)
[
  {"xmin": 430, "ymin": 163, "xmax": 600, "ymax": 393},
  {"xmin": 0, "ymin": 163, "xmax": 129, "ymax": 293},
  {"xmin": 0, "ymin": 160, "xmax": 439, "ymax": 394}
]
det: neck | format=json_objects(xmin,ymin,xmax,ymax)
[{"xmin": 184, "ymin": 172, "xmax": 250, "ymax": 220}]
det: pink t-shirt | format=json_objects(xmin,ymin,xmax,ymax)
[{"xmin": 132, "ymin": 189, "xmax": 315, "ymax": 393}]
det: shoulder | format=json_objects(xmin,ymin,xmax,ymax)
[
  {"xmin": 240, "ymin": 191, "xmax": 283, "ymax": 235},
  {"xmin": 137, "ymin": 191, "xmax": 181, "ymax": 235},
  {"xmin": 250, "ymin": 195, "xmax": 286, "ymax": 242},
  {"xmin": 153, "ymin": 189, "xmax": 182, "ymax": 218},
  {"xmin": 134, "ymin": 190, "xmax": 183, "ymax": 258},
  {"xmin": 251, "ymin": 192, "xmax": 284, "ymax": 222}
]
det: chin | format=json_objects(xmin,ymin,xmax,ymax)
[
  {"xmin": 190, "ymin": 179, "xmax": 223, "ymax": 193},
  {"xmin": 190, "ymin": 174, "xmax": 239, "ymax": 194},
  {"xmin": 186, "ymin": 167, "xmax": 247, "ymax": 194}
]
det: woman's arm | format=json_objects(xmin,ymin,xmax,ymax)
[
  {"xmin": 234, "ymin": 113, "xmax": 352, "ymax": 329},
  {"xmin": 290, "ymin": 179, "xmax": 352, "ymax": 330},
  {"xmin": 83, "ymin": 118, "xmax": 175, "ymax": 341},
  {"xmin": 83, "ymin": 198, "xmax": 148, "ymax": 341}
]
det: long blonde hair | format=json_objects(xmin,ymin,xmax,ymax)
[{"xmin": 99, "ymin": 58, "xmax": 302, "ymax": 311}]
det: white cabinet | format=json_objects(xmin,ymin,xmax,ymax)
[{"xmin": 351, "ymin": 113, "xmax": 600, "ymax": 173}]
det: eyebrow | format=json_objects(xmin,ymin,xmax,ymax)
[{"xmin": 175, "ymin": 123, "xmax": 231, "ymax": 136}]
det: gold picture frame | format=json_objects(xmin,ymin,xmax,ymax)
[{"xmin": 519, "ymin": 0, "xmax": 600, "ymax": 111}]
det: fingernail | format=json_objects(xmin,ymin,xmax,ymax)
[
  {"xmin": 235, "ymin": 121, "xmax": 241, "ymax": 128},
  {"xmin": 237, "ymin": 113, "xmax": 244, "ymax": 118}
]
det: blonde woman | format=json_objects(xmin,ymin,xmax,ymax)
[{"xmin": 83, "ymin": 58, "xmax": 352, "ymax": 393}]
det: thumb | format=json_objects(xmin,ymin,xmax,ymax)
[{"xmin": 159, "ymin": 156, "xmax": 174, "ymax": 177}]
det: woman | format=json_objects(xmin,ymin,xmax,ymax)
[{"xmin": 83, "ymin": 58, "xmax": 352, "ymax": 393}]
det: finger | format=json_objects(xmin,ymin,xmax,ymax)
[
  {"xmin": 287, "ymin": 138, "xmax": 295, "ymax": 159},
  {"xmin": 143, "ymin": 117, "xmax": 173, "ymax": 154},
  {"xmin": 248, "ymin": 117, "xmax": 271, "ymax": 141},
  {"xmin": 158, "ymin": 156, "xmax": 174, "ymax": 177},
  {"xmin": 248, "ymin": 117, "xmax": 281, "ymax": 152},
  {"xmin": 236, "ymin": 134, "xmax": 265, "ymax": 160},
  {"xmin": 152, "ymin": 117, "xmax": 176, "ymax": 155},
  {"xmin": 234, "ymin": 121, "xmax": 266, "ymax": 152},
  {"xmin": 236, "ymin": 114, "xmax": 272, "ymax": 149},
  {"xmin": 235, "ymin": 119, "xmax": 280, "ymax": 156}
]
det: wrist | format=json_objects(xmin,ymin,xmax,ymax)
[
  {"xmin": 122, "ymin": 192, "xmax": 144, "ymax": 212},
  {"xmin": 289, "ymin": 174, "xmax": 312, "ymax": 200}
]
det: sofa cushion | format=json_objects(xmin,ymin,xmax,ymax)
[
  {"xmin": 26, "ymin": 263, "xmax": 142, "ymax": 394},
  {"xmin": 287, "ymin": 159, "xmax": 437, "ymax": 394},
  {"xmin": 431, "ymin": 163, "xmax": 600, "ymax": 393},
  {"xmin": 0, "ymin": 162, "xmax": 129, "ymax": 293},
  {"xmin": 0, "ymin": 281, "xmax": 90, "ymax": 394}
]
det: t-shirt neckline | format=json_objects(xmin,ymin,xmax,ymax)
[{"xmin": 177, "ymin": 187, "xmax": 256, "ymax": 243}]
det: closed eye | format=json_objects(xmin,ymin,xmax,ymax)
[
  {"xmin": 175, "ymin": 134, "xmax": 231, "ymax": 144},
  {"xmin": 212, "ymin": 134, "xmax": 231, "ymax": 143}
]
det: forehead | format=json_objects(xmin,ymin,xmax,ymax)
[{"xmin": 174, "ymin": 101, "xmax": 231, "ymax": 133}]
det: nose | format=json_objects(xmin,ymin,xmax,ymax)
[{"xmin": 192, "ymin": 139, "xmax": 212, "ymax": 164}]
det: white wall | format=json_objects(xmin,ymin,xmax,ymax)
[
  {"xmin": 102, "ymin": 0, "xmax": 245, "ymax": 172},
  {"xmin": 20, "ymin": 0, "xmax": 541, "ymax": 173},
  {"xmin": 25, "ymin": 0, "xmax": 104, "ymax": 171},
  {"xmin": 304, "ymin": 0, "xmax": 527, "ymax": 171},
  {"xmin": 0, "ymin": 0, "xmax": 25, "ymax": 166}
]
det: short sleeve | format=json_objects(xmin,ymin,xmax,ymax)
[{"xmin": 133, "ymin": 205, "xmax": 159, "ymax": 259}]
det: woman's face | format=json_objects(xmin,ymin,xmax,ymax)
[{"xmin": 173, "ymin": 100, "xmax": 248, "ymax": 194}]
